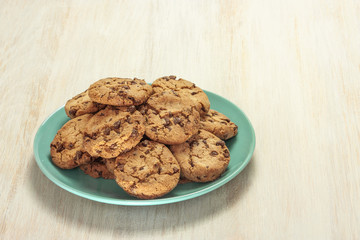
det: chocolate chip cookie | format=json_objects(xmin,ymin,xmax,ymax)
[
  {"xmin": 80, "ymin": 158, "xmax": 115, "ymax": 179},
  {"xmin": 200, "ymin": 109, "xmax": 238, "ymax": 140},
  {"xmin": 104, "ymin": 158, "xmax": 116, "ymax": 174},
  {"xmin": 88, "ymin": 77, "xmax": 153, "ymax": 106},
  {"xmin": 170, "ymin": 129, "xmax": 230, "ymax": 182},
  {"xmin": 142, "ymin": 91, "xmax": 200, "ymax": 145},
  {"xmin": 114, "ymin": 140, "xmax": 180, "ymax": 199},
  {"xmin": 65, "ymin": 90, "xmax": 106, "ymax": 119},
  {"xmin": 152, "ymin": 76, "xmax": 210, "ymax": 115},
  {"xmin": 83, "ymin": 106, "xmax": 145, "ymax": 158},
  {"xmin": 50, "ymin": 114, "xmax": 93, "ymax": 169}
]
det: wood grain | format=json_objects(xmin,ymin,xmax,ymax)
[{"xmin": 0, "ymin": 0, "xmax": 359, "ymax": 239}]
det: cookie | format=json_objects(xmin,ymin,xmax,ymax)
[
  {"xmin": 80, "ymin": 158, "xmax": 115, "ymax": 179},
  {"xmin": 170, "ymin": 129, "xmax": 230, "ymax": 182},
  {"xmin": 114, "ymin": 140, "xmax": 180, "ymax": 199},
  {"xmin": 65, "ymin": 90, "xmax": 106, "ymax": 119},
  {"xmin": 179, "ymin": 174, "xmax": 192, "ymax": 184},
  {"xmin": 84, "ymin": 106, "xmax": 145, "ymax": 158},
  {"xmin": 152, "ymin": 76, "xmax": 210, "ymax": 115},
  {"xmin": 50, "ymin": 114, "xmax": 93, "ymax": 169},
  {"xmin": 142, "ymin": 91, "xmax": 200, "ymax": 145},
  {"xmin": 104, "ymin": 158, "xmax": 116, "ymax": 174},
  {"xmin": 88, "ymin": 77, "xmax": 153, "ymax": 106},
  {"xmin": 200, "ymin": 109, "xmax": 238, "ymax": 140}
]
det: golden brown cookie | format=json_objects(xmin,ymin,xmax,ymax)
[
  {"xmin": 114, "ymin": 140, "xmax": 180, "ymax": 199},
  {"xmin": 200, "ymin": 109, "xmax": 238, "ymax": 140},
  {"xmin": 80, "ymin": 158, "xmax": 115, "ymax": 179},
  {"xmin": 104, "ymin": 158, "xmax": 116, "ymax": 174},
  {"xmin": 142, "ymin": 91, "xmax": 200, "ymax": 145},
  {"xmin": 83, "ymin": 106, "xmax": 145, "ymax": 158},
  {"xmin": 88, "ymin": 77, "xmax": 153, "ymax": 106},
  {"xmin": 152, "ymin": 76, "xmax": 210, "ymax": 115},
  {"xmin": 170, "ymin": 129, "xmax": 230, "ymax": 182},
  {"xmin": 65, "ymin": 90, "xmax": 106, "ymax": 119},
  {"xmin": 50, "ymin": 114, "xmax": 93, "ymax": 169}
]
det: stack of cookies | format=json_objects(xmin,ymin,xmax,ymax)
[{"xmin": 50, "ymin": 76, "xmax": 238, "ymax": 199}]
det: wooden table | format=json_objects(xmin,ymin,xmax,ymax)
[{"xmin": 1, "ymin": 1, "xmax": 359, "ymax": 239}]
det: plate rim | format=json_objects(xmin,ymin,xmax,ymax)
[{"xmin": 33, "ymin": 90, "xmax": 256, "ymax": 206}]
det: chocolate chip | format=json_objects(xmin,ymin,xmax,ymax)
[
  {"xmin": 123, "ymin": 85, "xmax": 130, "ymax": 89},
  {"xmin": 191, "ymin": 92, "xmax": 198, "ymax": 95},
  {"xmin": 131, "ymin": 80, "xmax": 137, "ymax": 85},
  {"xmin": 118, "ymin": 164, "xmax": 125, "ymax": 171},
  {"xmin": 104, "ymin": 127, "xmax": 111, "ymax": 135},
  {"xmin": 126, "ymin": 116, "xmax": 132, "ymax": 124},
  {"xmin": 173, "ymin": 167, "xmax": 179, "ymax": 173},
  {"xmin": 168, "ymin": 112, "xmax": 173, "ymax": 117},
  {"xmin": 145, "ymin": 149, "xmax": 150, "ymax": 154},
  {"xmin": 69, "ymin": 109, "xmax": 77, "ymax": 117},
  {"xmin": 139, "ymin": 166, "xmax": 144, "ymax": 170},
  {"xmin": 128, "ymin": 106, "xmax": 136, "ymax": 113},
  {"xmin": 216, "ymin": 141, "xmax": 225, "ymax": 147},
  {"xmin": 157, "ymin": 167, "xmax": 162, "ymax": 174},
  {"xmin": 75, "ymin": 151, "xmax": 83, "ymax": 159},
  {"xmin": 68, "ymin": 143, "xmax": 74, "ymax": 149},
  {"xmin": 234, "ymin": 126, "xmax": 238, "ymax": 131},
  {"xmin": 140, "ymin": 82, "xmax": 146, "ymax": 85},
  {"xmin": 164, "ymin": 118, "xmax": 170, "ymax": 126},
  {"xmin": 140, "ymin": 155, "xmax": 145, "ymax": 158},
  {"xmin": 190, "ymin": 141, "xmax": 199, "ymax": 147},
  {"xmin": 151, "ymin": 127, "xmax": 157, "ymax": 132},
  {"xmin": 210, "ymin": 151, "xmax": 218, "ymax": 156},
  {"xmin": 211, "ymin": 112, "xmax": 218, "ymax": 116},
  {"xmin": 202, "ymin": 139, "xmax": 209, "ymax": 148},
  {"xmin": 173, "ymin": 117, "xmax": 182, "ymax": 124},
  {"xmin": 56, "ymin": 143, "xmax": 64, "ymax": 152},
  {"xmin": 100, "ymin": 113, "xmax": 105, "ymax": 116},
  {"xmin": 141, "ymin": 140, "xmax": 148, "ymax": 147},
  {"xmin": 110, "ymin": 143, "xmax": 117, "ymax": 149},
  {"xmin": 169, "ymin": 75, "xmax": 176, "ymax": 79},
  {"xmin": 113, "ymin": 120, "xmax": 121, "ymax": 129},
  {"xmin": 130, "ymin": 128, "xmax": 138, "ymax": 137},
  {"xmin": 223, "ymin": 150, "xmax": 230, "ymax": 158}
]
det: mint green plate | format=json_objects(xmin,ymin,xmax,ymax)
[{"xmin": 33, "ymin": 90, "xmax": 255, "ymax": 206}]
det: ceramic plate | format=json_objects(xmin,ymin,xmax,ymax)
[{"xmin": 33, "ymin": 90, "xmax": 255, "ymax": 206}]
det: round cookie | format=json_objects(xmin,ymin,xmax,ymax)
[
  {"xmin": 88, "ymin": 77, "xmax": 153, "ymax": 106},
  {"xmin": 65, "ymin": 90, "xmax": 106, "ymax": 119},
  {"xmin": 152, "ymin": 76, "xmax": 210, "ymax": 115},
  {"xmin": 50, "ymin": 114, "xmax": 93, "ymax": 169},
  {"xmin": 200, "ymin": 109, "xmax": 238, "ymax": 140},
  {"xmin": 142, "ymin": 91, "xmax": 200, "ymax": 145},
  {"xmin": 114, "ymin": 140, "xmax": 180, "ymax": 199},
  {"xmin": 170, "ymin": 129, "xmax": 230, "ymax": 182},
  {"xmin": 80, "ymin": 158, "xmax": 115, "ymax": 179},
  {"xmin": 83, "ymin": 106, "xmax": 145, "ymax": 158},
  {"xmin": 104, "ymin": 158, "xmax": 116, "ymax": 174}
]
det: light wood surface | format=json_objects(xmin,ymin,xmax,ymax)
[{"xmin": 1, "ymin": 0, "xmax": 359, "ymax": 239}]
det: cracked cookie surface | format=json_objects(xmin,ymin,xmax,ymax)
[
  {"xmin": 88, "ymin": 77, "xmax": 153, "ymax": 106},
  {"xmin": 50, "ymin": 114, "xmax": 93, "ymax": 169},
  {"xmin": 83, "ymin": 106, "xmax": 145, "ymax": 158},
  {"xmin": 200, "ymin": 109, "xmax": 238, "ymax": 140},
  {"xmin": 170, "ymin": 129, "xmax": 230, "ymax": 182},
  {"xmin": 152, "ymin": 76, "xmax": 210, "ymax": 115},
  {"xmin": 141, "ymin": 91, "xmax": 200, "ymax": 145},
  {"xmin": 65, "ymin": 90, "xmax": 106, "ymax": 119},
  {"xmin": 80, "ymin": 158, "xmax": 115, "ymax": 179},
  {"xmin": 114, "ymin": 140, "xmax": 180, "ymax": 199}
]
